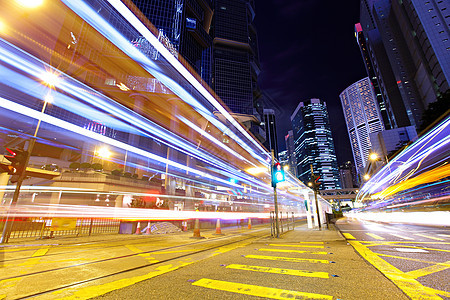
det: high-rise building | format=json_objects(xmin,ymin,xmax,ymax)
[
  {"xmin": 263, "ymin": 109, "xmax": 278, "ymax": 158},
  {"xmin": 291, "ymin": 99, "xmax": 340, "ymax": 190},
  {"xmin": 130, "ymin": 0, "xmax": 213, "ymax": 85},
  {"xmin": 339, "ymin": 161, "xmax": 358, "ymax": 188},
  {"xmin": 358, "ymin": 0, "xmax": 450, "ymax": 131},
  {"xmin": 369, "ymin": 126, "xmax": 418, "ymax": 162},
  {"xmin": 210, "ymin": 0, "xmax": 262, "ymax": 117},
  {"xmin": 355, "ymin": 23, "xmax": 392, "ymax": 130},
  {"xmin": 278, "ymin": 150, "xmax": 289, "ymax": 167},
  {"xmin": 285, "ymin": 130, "xmax": 297, "ymax": 178},
  {"xmin": 340, "ymin": 77, "xmax": 385, "ymax": 174}
]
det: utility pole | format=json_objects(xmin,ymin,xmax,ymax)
[
  {"xmin": 310, "ymin": 164, "xmax": 321, "ymax": 230},
  {"xmin": 271, "ymin": 150, "xmax": 280, "ymax": 238}
]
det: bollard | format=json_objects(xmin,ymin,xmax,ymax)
[
  {"xmin": 248, "ymin": 218, "xmax": 252, "ymax": 230},
  {"xmin": 190, "ymin": 219, "xmax": 205, "ymax": 239},
  {"xmin": 214, "ymin": 219, "xmax": 224, "ymax": 235}
]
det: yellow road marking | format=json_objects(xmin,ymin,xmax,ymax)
[
  {"xmin": 366, "ymin": 233, "xmax": 385, "ymax": 240},
  {"xmin": 342, "ymin": 233, "xmax": 355, "ymax": 239},
  {"xmin": 245, "ymin": 254, "xmax": 329, "ymax": 264},
  {"xmin": 376, "ymin": 253, "xmax": 450, "ymax": 267},
  {"xmin": 269, "ymin": 244, "xmax": 324, "ymax": 248},
  {"xmin": 390, "ymin": 233, "xmax": 414, "ymax": 240},
  {"xmin": 226, "ymin": 264, "xmax": 329, "ymax": 278},
  {"xmin": 414, "ymin": 234, "xmax": 445, "ymax": 241},
  {"xmin": 154, "ymin": 249, "xmax": 193, "ymax": 254},
  {"xmin": 406, "ymin": 261, "xmax": 450, "ymax": 279},
  {"xmin": 360, "ymin": 241, "xmax": 450, "ymax": 244},
  {"xmin": 0, "ymin": 278, "xmax": 21, "ymax": 289},
  {"xmin": 31, "ymin": 248, "xmax": 49, "ymax": 257},
  {"xmin": 54, "ymin": 263, "xmax": 194, "ymax": 300},
  {"xmin": 299, "ymin": 242, "xmax": 324, "ymax": 244},
  {"xmin": 124, "ymin": 245, "xmax": 159, "ymax": 263},
  {"xmin": 349, "ymin": 240, "xmax": 443, "ymax": 299},
  {"xmin": 258, "ymin": 248, "xmax": 328, "ymax": 255},
  {"xmin": 192, "ymin": 278, "xmax": 333, "ymax": 299}
]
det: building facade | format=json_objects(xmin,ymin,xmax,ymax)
[
  {"xmin": 369, "ymin": 126, "xmax": 418, "ymax": 162},
  {"xmin": 340, "ymin": 77, "xmax": 385, "ymax": 174},
  {"xmin": 290, "ymin": 99, "xmax": 340, "ymax": 190},
  {"xmin": 130, "ymin": 0, "xmax": 213, "ymax": 85},
  {"xmin": 358, "ymin": 0, "xmax": 450, "ymax": 131},
  {"xmin": 210, "ymin": 0, "xmax": 262, "ymax": 117},
  {"xmin": 284, "ymin": 130, "xmax": 297, "ymax": 178}
]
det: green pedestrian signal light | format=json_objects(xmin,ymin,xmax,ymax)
[{"xmin": 271, "ymin": 162, "xmax": 285, "ymax": 187}]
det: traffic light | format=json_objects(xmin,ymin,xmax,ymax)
[
  {"xmin": 271, "ymin": 162, "xmax": 285, "ymax": 187},
  {"xmin": 310, "ymin": 174, "xmax": 321, "ymax": 191},
  {"xmin": 4, "ymin": 148, "xmax": 28, "ymax": 175}
]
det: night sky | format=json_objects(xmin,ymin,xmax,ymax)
[{"xmin": 255, "ymin": 0, "xmax": 366, "ymax": 165}]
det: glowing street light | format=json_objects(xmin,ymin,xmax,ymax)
[
  {"xmin": 363, "ymin": 174, "xmax": 370, "ymax": 181},
  {"xmin": 16, "ymin": 0, "xmax": 44, "ymax": 8},
  {"xmin": 96, "ymin": 147, "xmax": 112, "ymax": 159},
  {"xmin": 369, "ymin": 152, "xmax": 379, "ymax": 161}
]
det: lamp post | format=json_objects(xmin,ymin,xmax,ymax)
[{"xmin": 1, "ymin": 72, "xmax": 56, "ymax": 243}]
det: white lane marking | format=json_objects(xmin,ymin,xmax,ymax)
[
  {"xmin": 390, "ymin": 233, "xmax": 414, "ymax": 240},
  {"xmin": 395, "ymin": 248, "xmax": 428, "ymax": 253}
]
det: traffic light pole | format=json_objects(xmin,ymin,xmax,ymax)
[
  {"xmin": 310, "ymin": 165, "xmax": 321, "ymax": 230},
  {"xmin": 272, "ymin": 150, "xmax": 280, "ymax": 238}
]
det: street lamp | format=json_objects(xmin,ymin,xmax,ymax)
[{"xmin": 1, "ymin": 71, "xmax": 57, "ymax": 243}]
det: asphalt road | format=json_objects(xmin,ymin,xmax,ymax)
[{"xmin": 335, "ymin": 218, "xmax": 450, "ymax": 299}]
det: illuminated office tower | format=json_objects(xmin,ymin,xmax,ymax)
[
  {"xmin": 291, "ymin": 99, "xmax": 340, "ymax": 190},
  {"xmin": 340, "ymin": 77, "xmax": 385, "ymax": 174},
  {"xmin": 130, "ymin": 0, "xmax": 213, "ymax": 85},
  {"xmin": 285, "ymin": 130, "xmax": 297, "ymax": 177}
]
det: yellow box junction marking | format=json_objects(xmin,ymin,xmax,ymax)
[
  {"xmin": 349, "ymin": 240, "xmax": 446, "ymax": 299},
  {"xmin": 414, "ymin": 234, "xmax": 445, "ymax": 241},
  {"xmin": 268, "ymin": 244, "xmax": 324, "ymax": 248},
  {"xmin": 192, "ymin": 278, "xmax": 333, "ymax": 300},
  {"xmin": 406, "ymin": 261, "xmax": 450, "ymax": 279},
  {"xmin": 376, "ymin": 253, "xmax": 450, "ymax": 267},
  {"xmin": 365, "ymin": 233, "xmax": 385, "ymax": 240},
  {"xmin": 342, "ymin": 233, "xmax": 355, "ymax": 240},
  {"xmin": 389, "ymin": 233, "xmax": 414, "ymax": 240},
  {"xmin": 245, "ymin": 254, "xmax": 329, "ymax": 264},
  {"xmin": 258, "ymin": 248, "xmax": 328, "ymax": 255},
  {"xmin": 226, "ymin": 264, "xmax": 329, "ymax": 278}
]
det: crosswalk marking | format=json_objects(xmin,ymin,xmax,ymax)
[
  {"xmin": 414, "ymin": 234, "xmax": 445, "ymax": 241},
  {"xmin": 258, "ymin": 248, "xmax": 328, "ymax": 255},
  {"xmin": 342, "ymin": 233, "xmax": 355, "ymax": 240},
  {"xmin": 366, "ymin": 233, "xmax": 385, "ymax": 240},
  {"xmin": 245, "ymin": 254, "xmax": 329, "ymax": 264},
  {"xmin": 226, "ymin": 264, "xmax": 329, "ymax": 278},
  {"xmin": 389, "ymin": 233, "xmax": 414, "ymax": 240},
  {"xmin": 192, "ymin": 278, "xmax": 333, "ymax": 299},
  {"xmin": 268, "ymin": 244, "xmax": 324, "ymax": 248}
]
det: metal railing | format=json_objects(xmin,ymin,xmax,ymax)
[
  {"xmin": 1, "ymin": 217, "xmax": 120, "ymax": 242},
  {"xmin": 270, "ymin": 211, "xmax": 295, "ymax": 237}
]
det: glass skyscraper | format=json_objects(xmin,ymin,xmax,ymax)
[
  {"xmin": 210, "ymin": 0, "xmax": 262, "ymax": 116},
  {"xmin": 291, "ymin": 99, "xmax": 340, "ymax": 190},
  {"xmin": 340, "ymin": 77, "xmax": 385, "ymax": 174}
]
